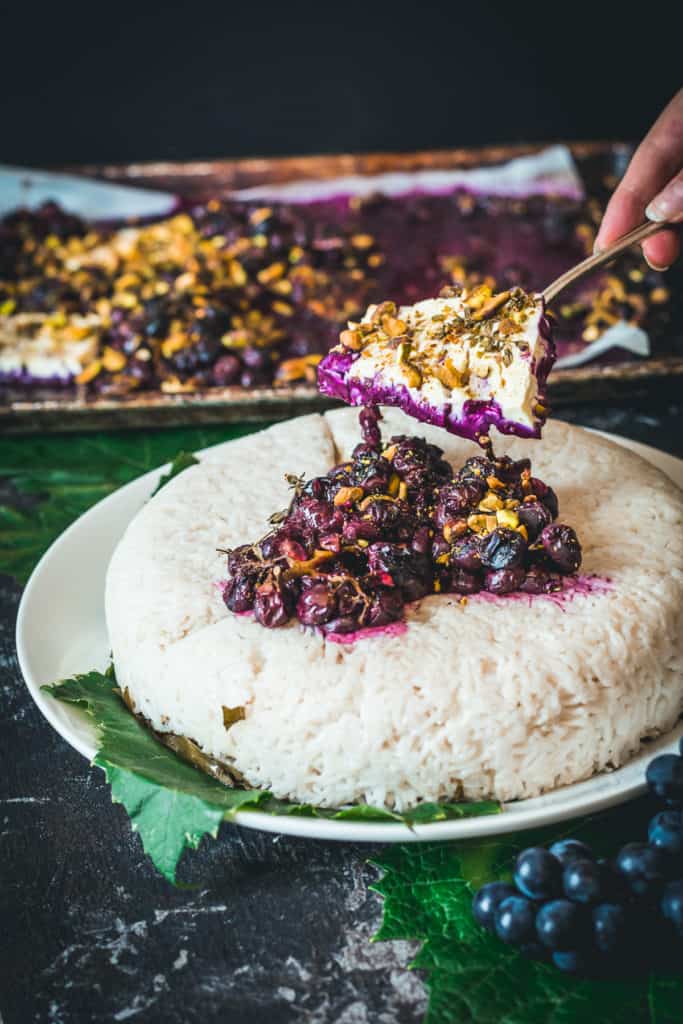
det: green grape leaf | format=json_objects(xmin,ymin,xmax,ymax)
[
  {"xmin": 0, "ymin": 424, "xmax": 257, "ymax": 583},
  {"xmin": 150, "ymin": 450, "xmax": 199, "ymax": 495},
  {"xmin": 43, "ymin": 670, "xmax": 500, "ymax": 883}
]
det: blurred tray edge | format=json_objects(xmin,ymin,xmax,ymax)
[
  {"xmin": 3, "ymin": 358, "xmax": 683, "ymax": 435},
  {"xmin": 64, "ymin": 140, "xmax": 630, "ymax": 194}
]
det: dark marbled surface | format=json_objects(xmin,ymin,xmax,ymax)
[{"xmin": 1, "ymin": 398, "xmax": 682, "ymax": 1024}]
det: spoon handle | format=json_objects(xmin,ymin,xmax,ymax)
[{"xmin": 542, "ymin": 220, "xmax": 675, "ymax": 304}]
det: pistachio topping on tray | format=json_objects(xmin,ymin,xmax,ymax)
[
  {"xmin": 221, "ymin": 407, "xmax": 583, "ymax": 636},
  {"xmin": 0, "ymin": 201, "xmax": 382, "ymax": 393},
  {"xmin": 0, "ymin": 186, "xmax": 672, "ymax": 396}
]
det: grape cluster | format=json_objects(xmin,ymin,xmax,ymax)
[
  {"xmin": 223, "ymin": 407, "xmax": 583, "ymax": 634},
  {"xmin": 472, "ymin": 741, "xmax": 683, "ymax": 976}
]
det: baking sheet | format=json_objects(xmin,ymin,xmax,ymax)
[{"xmin": 1, "ymin": 142, "xmax": 681, "ymax": 434}]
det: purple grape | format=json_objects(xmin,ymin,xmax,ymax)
[
  {"xmin": 516, "ymin": 500, "xmax": 552, "ymax": 541},
  {"xmin": 648, "ymin": 809, "xmax": 683, "ymax": 855},
  {"xmin": 495, "ymin": 455, "xmax": 531, "ymax": 483},
  {"xmin": 472, "ymin": 882, "xmax": 517, "ymax": 933},
  {"xmin": 449, "ymin": 569, "xmax": 482, "ymax": 595},
  {"xmin": 594, "ymin": 858, "xmax": 628, "ymax": 903},
  {"xmin": 514, "ymin": 847, "xmax": 562, "ymax": 900},
  {"xmin": 212, "ymin": 353, "xmax": 241, "ymax": 386},
  {"xmin": 480, "ymin": 528, "xmax": 527, "ymax": 571},
  {"xmin": 226, "ymin": 543, "xmax": 257, "ymax": 576},
  {"xmin": 536, "ymin": 899, "xmax": 586, "ymax": 951},
  {"xmin": 540, "ymin": 524, "xmax": 582, "ymax": 574},
  {"xmin": 551, "ymin": 950, "xmax": 588, "ymax": 974},
  {"xmin": 449, "ymin": 534, "xmax": 482, "ymax": 573},
  {"xmin": 367, "ymin": 543, "xmax": 432, "ymax": 601},
  {"xmin": 363, "ymin": 498, "xmax": 402, "ymax": 530},
  {"xmin": 548, "ymin": 839, "xmax": 594, "ymax": 867},
  {"xmin": 336, "ymin": 581, "xmax": 366, "ymax": 618},
  {"xmin": 277, "ymin": 537, "xmax": 309, "ymax": 562},
  {"xmin": 220, "ymin": 407, "xmax": 584, "ymax": 637},
  {"xmin": 318, "ymin": 532, "xmax": 342, "ymax": 554},
  {"xmin": 458, "ymin": 456, "xmax": 495, "ymax": 484},
  {"xmin": 592, "ymin": 903, "xmax": 629, "ymax": 955},
  {"xmin": 562, "ymin": 858, "xmax": 606, "ymax": 905},
  {"xmin": 531, "ymin": 477, "xmax": 559, "ymax": 518},
  {"xmin": 223, "ymin": 574, "xmax": 256, "ymax": 612},
  {"xmin": 343, "ymin": 518, "xmax": 380, "ymax": 543},
  {"xmin": 297, "ymin": 584, "xmax": 337, "ymax": 626},
  {"xmin": 661, "ymin": 880, "xmax": 683, "ymax": 933},
  {"xmin": 495, "ymin": 896, "xmax": 536, "ymax": 945},
  {"xmin": 615, "ymin": 842, "xmax": 667, "ymax": 897},
  {"xmin": 411, "ymin": 525, "xmax": 432, "ymax": 556},
  {"xmin": 646, "ymin": 754, "xmax": 683, "ymax": 805},
  {"xmin": 242, "ymin": 346, "xmax": 271, "ymax": 370},
  {"xmin": 352, "ymin": 443, "xmax": 377, "ymax": 461},
  {"xmin": 299, "ymin": 499, "xmax": 344, "ymax": 534},
  {"xmin": 367, "ymin": 588, "xmax": 405, "ymax": 626},
  {"xmin": 253, "ymin": 582, "xmax": 290, "ymax": 628},
  {"xmin": 431, "ymin": 535, "xmax": 451, "ymax": 561},
  {"xmin": 352, "ymin": 453, "xmax": 392, "ymax": 492},
  {"xmin": 484, "ymin": 566, "xmax": 525, "ymax": 594},
  {"xmin": 300, "ymin": 476, "xmax": 331, "ymax": 502},
  {"xmin": 433, "ymin": 481, "xmax": 485, "ymax": 526},
  {"xmin": 519, "ymin": 566, "xmax": 554, "ymax": 594},
  {"xmin": 399, "ymin": 575, "xmax": 432, "ymax": 603}
]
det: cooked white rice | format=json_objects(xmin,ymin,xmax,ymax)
[{"xmin": 105, "ymin": 410, "xmax": 683, "ymax": 808}]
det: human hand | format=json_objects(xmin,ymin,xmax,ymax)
[{"xmin": 595, "ymin": 88, "xmax": 683, "ymax": 270}]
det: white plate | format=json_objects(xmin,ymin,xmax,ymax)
[{"xmin": 16, "ymin": 427, "xmax": 683, "ymax": 843}]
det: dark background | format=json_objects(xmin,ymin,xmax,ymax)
[
  {"xmin": 2, "ymin": 8, "xmax": 683, "ymax": 1023},
  {"xmin": 3, "ymin": 2, "xmax": 681, "ymax": 167}
]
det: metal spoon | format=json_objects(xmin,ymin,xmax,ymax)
[{"xmin": 542, "ymin": 220, "xmax": 675, "ymax": 304}]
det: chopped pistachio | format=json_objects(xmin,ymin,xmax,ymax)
[
  {"xmin": 222, "ymin": 705, "xmax": 246, "ymax": 729},
  {"xmin": 496, "ymin": 508, "xmax": 520, "ymax": 529},
  {"xmin": 387, "ymin": 473, "xmax": 401, "ymax": 497},
  {"xmin": 470, "ymin": 290, "xmax": 511, "ymax": 321},
  {"xmin": 443, "ymin": 519, "xmax": 468, "ymax": 543},
  {"xmin": 333, "ymin": 486, "xmax": 364, "ymax": 506},
  {"xmin": 75, "ymin": 359, "xmax": 102, "ymax": 384},
  {"xmin": 486, "ymin": 475, "xmax": 505, "ymax": 492},
  {"xmin": 101, "ymin": 346, "xmax": 127, "ymax": 372},
  {"xmin": 340, "ymin": 328, "xmax": 363, "ymax": 351},
  {"xmin": 479, "ymin": 492, "xmax": 505, "ymax": 512}
]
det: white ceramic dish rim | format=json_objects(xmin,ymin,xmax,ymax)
[{"xmin": 15, "ymin": 426, "xmax": 683, "ymax": 843}]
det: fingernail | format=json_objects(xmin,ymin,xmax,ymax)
[
  {"xmin": 646, "ymin": 179, "xmax": 683, "ymax": 223},
  {"xmin": 645, "ymin": 201, "xmax": 668, "ymax": 222},
  {"xmin": 644, "ymin": 253, "xmax": 671, "ymax": 272},
  {"xmin": 593, "ymin": 239, "xmax": 604, "ymax": 255}
]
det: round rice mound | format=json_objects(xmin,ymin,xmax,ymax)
[{"xmin": 105, "ymin": 410, "xmax": 683, "ymax": 808}]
